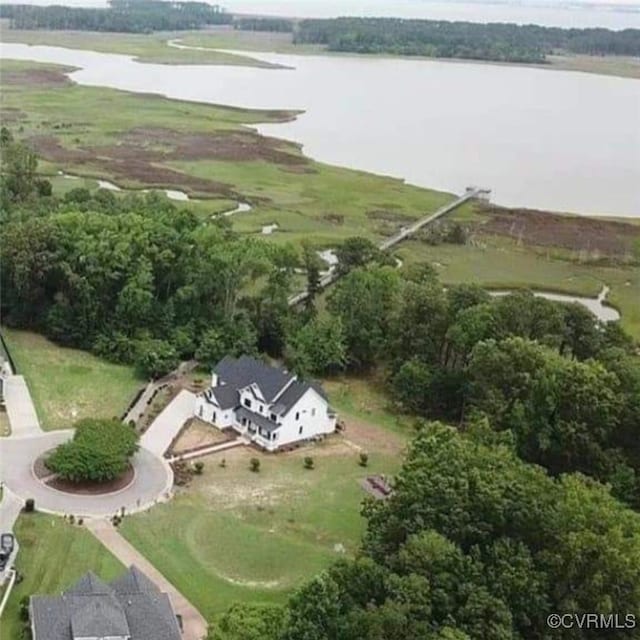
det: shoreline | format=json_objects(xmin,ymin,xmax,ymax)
[{"xmin": 1, "ymin": 24, "xmax": 638, "ymax": 80}]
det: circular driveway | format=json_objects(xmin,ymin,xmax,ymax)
[{"xmin": 0, "ymin": 431, "xmax": 173, "ymax": 517}]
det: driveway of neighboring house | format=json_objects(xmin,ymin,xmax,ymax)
[
  {"xmin": 141, "ymin": 390, "xmax": 196, "ymax": 457},
  {"xmin": 0, "ymin": 488, "xmax": 23, "ymax": 584},
  {"xmin": 4, "ymin": 375, "xmax": 41, "ymax": 437},
  {"xmin": 0, "ymin": 431, "xmax": 173, "ymax": 517},
  {"xmin": 87, "ymin": 519, "xmax": 208, "ymax": 640}
]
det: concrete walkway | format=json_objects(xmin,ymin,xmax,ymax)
[
  {"xmin": 141, "ymin": 390, "xmax": 196, "ymax": 457},
  {"xmin": 4, "ymin": 375, "xmax": 41, "ymax": 437},
  {"xmin": 87, "ymin": 519, "xmax": 207, "ymax": 640},
  {"xmin": 168, "ymin": 437, "xmax": 248, "ymax": 463}
]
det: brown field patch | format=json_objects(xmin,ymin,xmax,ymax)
[
  {"xmin": 118, "ymin": 127, "xmax": 307, "ymax": 165},
  {"xmin": 1, "ymin": 67, "xmax": 72, "ymax": 87},
  {"xmin": 475, "ymin": 205, "xmax": 640, "ymax": 258},
  {"xmin": 27, "ymin": 134, "xmax": 235, "ymax": 196},
  {"xmin": 0, "ymin": 107, "xmax": 26, "ymax": 122}
]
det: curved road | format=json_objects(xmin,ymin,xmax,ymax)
[{"xmin": 0, "ymin": 432, "xmax": 173, "ymax": 517}]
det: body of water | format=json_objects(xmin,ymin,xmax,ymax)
[
  {"xmin": 490, "ymin": 286, "xmax": 621, "ymax": 321},
  {"xmin": 4, "ymin": 0, "xmax": 639, "ymax": 29},
  {"xmin": 3, "ymin": 42, "xmax": 639, "ymax": 216},
  {"xmin": 226, "ymin": 0, "xmax": 640, "ymax": 29}
]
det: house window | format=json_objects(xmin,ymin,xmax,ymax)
[
  {"xmin": 298, "ymin": 426, "xmax": 303, "ymax": 435},
  {"xmin": 295, "ymin": 412, "xmax": 300, "ymax": 420},
  {"xmin": 244, "ymin": 398, "xmax": 252, "ymax": 408},
  {"xmin": 241, "ymin": 417, "xmax": 247, "ymax": 426},
  {"xmin": 259, "ymin": 404, "xmax": 264, "ymax": 413},
  {"xmin": 213, "ymin": 411, "xmax": 217, "ymax": 423},
  {"xmin": 270, "ymin": 413, "xmax": 277, "ymax": 422},
  {"xmin": 311, "ymin": 408, "xmax": 316, "ymax": 417},
  {"xmin": 198, "ymin": 406, "xmax": 203, "ymax": 417}
]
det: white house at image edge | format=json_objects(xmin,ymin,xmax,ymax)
[{"xmin": 194, "ymin": 355, "xmax": 337, "ymax": 451}]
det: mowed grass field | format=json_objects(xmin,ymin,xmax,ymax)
[
  {"xmin": 1, "ymin": 329, "xmax": 143, "ymax": 430},
  {"xmin": 121, "ymin": 422, "xmax": 405, "ymax": 620},
  {"xmin": 0, "ymin": 514, "xmax": 124, "ymax": 640}
]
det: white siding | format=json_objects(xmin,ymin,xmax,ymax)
[
  {"xmin": 194, "ymin": 396, "xmax": 234, "ymax": 429},
  {"xmin": 276, "ymin": 388, "xmax": 336, "ymax": 448}
]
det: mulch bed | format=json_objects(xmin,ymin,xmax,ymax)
[
  {"xmin": 34, "ymin": 450, "xmax": 135, "ymax": 495},
  {"xmin": 46, "ymin": 465, "xmax": 135, "ymax": 496}
]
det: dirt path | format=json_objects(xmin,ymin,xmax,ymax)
[
  {"xmin": 338, "ymin": 411, "xmax": 408, "ymax": 456},
  {"xmin": 87, "ymin": 519, "xmax": 208, "ymax": 640}
]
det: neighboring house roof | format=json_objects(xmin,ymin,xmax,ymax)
[
  {"xmin": 215, "ymin": 355, "xmax": 294, "ymax": 403},
  {"xmin": 30, "ymin": 566, "xmax": 181, "ymax": 640}
]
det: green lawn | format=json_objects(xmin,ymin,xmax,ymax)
[
  {"xmin": 0, "ymin": 514, "xmax": 124, "ymax": 640},
  {"xmin": 1, "ymin": 329, "xmax": 143, "ymax": 430},
  {"xmin": 121, "ymin": 440, "xmax": 400, "ymax": 620}
]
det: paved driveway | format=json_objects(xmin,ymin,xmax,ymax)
[
  {"xmin": 0, "ymin": 488, "xmax": 23, "ymax": 583},
  {"xmin": 4, "ymin": 375, "xmax": 41, "ymax": 436},
  {"xmin": 141, "ymin": 390, "xmax": 196, "ymax": 456},
  {"xmin": 0, "ymin": 432, "xmax": 173, "ymax": 517}
]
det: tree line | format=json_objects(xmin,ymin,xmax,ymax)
[
  {"xmin": 0, "ymin": 0, "xmax": 231, "ymax": 34},
  {"xmin": 293, "ymin": 18, "xmax": 640, "ymax": 63}
]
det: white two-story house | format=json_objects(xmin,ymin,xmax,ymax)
[{"xmin": 194, "ymin": 355, "xmax": 337, "ymax": 451}]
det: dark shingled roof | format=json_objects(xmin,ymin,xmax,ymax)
[
  {"xmin": 30, "ymin": 566, "xmax": 181, "ymax": 640},
  {"xmin": 236, "ymin": 406, "xmax": 280, "ymax": 433},
  {"xmin": 71, "ymin": 597, "xmax": 129, "ymax": 638},
  {"xmin": 110, "ymin": 565, "xmax": 160, "ymax": 594},
  {"xmin": 65, "ymin": 571, "xmax": 112, "ymax": 596},
  {"xmin": 209, "ymin": 384, "xmax": 239, "ymax": 410},
  {"xmin": 215, "ymin": 355, "xmax": 294, "ymax": 403}
]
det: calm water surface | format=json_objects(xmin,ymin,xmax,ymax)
[{"xmin": 2, "ymin": 42, "xmax": 639, "ymax": 216}]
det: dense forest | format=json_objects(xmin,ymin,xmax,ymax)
[
  {"xmin": 0, "ymin": 0, "xmax": 231, "ymax": 33},
  {"xmin": 3, "ymin": 131, "xmax": 640, "ymax": 637},
  {"xmin": 294, "ymin": 18, "xmax": 640, "ymax": 62}
]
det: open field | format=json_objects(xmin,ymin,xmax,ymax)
[
  {"xmin": 0, "ymin": 514, "xmax": 124, "ymax": 640},
  {"xmin": 121, "ymin": 421, "xmax": 404, "ymax": 620},
  {"xmin": 1, "ymin": 329, "xmax": 143, "ymax": 430},
  {"xmin": 398, "ymin": 230, "xmax": 640, "ymax": 339}
]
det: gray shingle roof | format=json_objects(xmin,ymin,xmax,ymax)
[
  {"xmin": 236, "ymin": 406, "xmax": 280, "ymax": 433},
  {"xmin": 65, "ymin": 571, "xmax": 112, "ymax": 596},
  {"xmin": 111, "ymin": 565, "xmax": 160, "ymax": 594},
  {"xmin": 209, "ymin": 384, "xmax": 239, "ymax": 410},
  {"xmin": 70, "ymin": 597, "xmax": 130, "ymax": 638},
  {"xmin": 30, "ymin": 566, "xmax": 181, "ymax": 640},
  {"xmin": 215, "ymin": 355, "xmax": 293, "ymax": 403}
]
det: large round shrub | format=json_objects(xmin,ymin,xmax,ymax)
[{"xmin": 46, "ymin": 419, "xmax": 139, "ymax": 483}]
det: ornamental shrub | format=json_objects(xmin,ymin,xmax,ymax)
[{"xmin": 46, "ymin": 418, "xmax": 139, "ymax": 483}]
